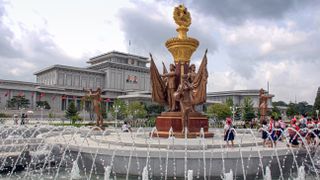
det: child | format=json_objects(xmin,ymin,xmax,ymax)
[
  {"xmin": 268, "ymin": 116, "xmax": 277, "ymax": 147},
  {"xmin": 121, "ymin": 121, "xmax": 132, "ymax": 132},
  {"xmin": 224, "ymin": 117, "xmax": 235, "ymax": 148},
  {"xmin": 260, "ymin": 119, "xmax": 268, "ymax": 147},
  {"xmin": 288, "ymin": 118, "xmax": 300, "ymax": 147},
  {"xmin": 278, "ymin": 117, "xmax": 286, "ymax": 141}
]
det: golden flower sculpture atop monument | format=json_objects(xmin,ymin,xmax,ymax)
[
  {"xmin": 173, "ymin": 4, "xmax": 191, "ymax": 28},
  {"xmin": 166, "ymin": 4, "xmax": 199, "ymax": 64}
]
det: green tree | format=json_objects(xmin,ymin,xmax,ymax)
[
  {"xmin": 241, "ymin": 97, "xmax": 255, "ymax": 121},
  {"xmin": 296, "ymin": 101, "xmax": 313, "ymax": 115},
  {"xmin": 206, "ymin": 103, "xmax": 232, "ymax": 120},
  {"xmin": 36, "ymin": 101, "xmax": 51, "ymax": 110},
  {"xmin": 286, "ymin": 102, "xmax": 299, "ymax": 118},
  {"xmin": 127, "ymin": 101, "xmax": 147, "ymax": 118},
  {"xmin": 110, "ymin": 99, "xmax": 127, "ymax": 119},
  {"xmin": 7, "ymin": 96, "xmax": 30, "ymax": 109},
  {"xmin": 226, "ymin": 97, "xmax": 233, "ymax": 107},
  {"xmin": 272, "ymin": 101, "xmax": 287, "ymax": 107},
  {"xmin": 271, "ymin": 104, "xmax": 281, "ymax": 119},
  {"xmin": 65, "ymin": 102, "xmax": 80, "ymax": 124}
]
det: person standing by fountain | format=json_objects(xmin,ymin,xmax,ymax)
[
  {"xmin": 224, "ymin": 117, "xmax": 235, "ymax": 148},
  {"xmin": 288, "ymin": 118, "xmax": 300, "ymax": 147},
  {"xmin": 306, "ymin": 117, "xmax": 315, "ymax": 144},
  {"xmin": 268, "ymin": 116, "xmax": 277, "ymax": 147},
  {"xmin": 259, "ymin": 119, "xmax": 268, "ymax": 147},
  {"xmin": 20, "ymin": 113, "xmax": 26, "ymax": 125},
  {"xmin": 312, "ymin": 116, "xmax": 320, "ymax": 141},
  {"xmin": 278, "ymin": 117, "xmax": 286, "ymax": 141}
]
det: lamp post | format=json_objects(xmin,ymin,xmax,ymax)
[
  {"xmin": 230, "ymin": 106, "xmax": 238, "ymax": 121},
  {"xmin": 316, "ymin": 110, "xmax": 319, "ymax": 120}
]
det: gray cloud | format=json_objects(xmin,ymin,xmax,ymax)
[
  {"xmin": 118, "ymin": 2, "xmax": 217, "ymax": 64},
  {"xmin": 0, "ymin": 1, "xmax": 21, "ymax": 58},
  {"xmin": 0, "ymin": 0, "xmax": 84, "ymax": 82},
  {"xmin": 189, "ymin": 0, "xmax": 314, "ymax": 25}
]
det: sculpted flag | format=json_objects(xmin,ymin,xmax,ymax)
[
  {"xmin": 192, "ymin": 50, "xmax": 208, "ymax": 105},
  {"xmin": 150, "ymin": 54, "xmax": 167, "ymax": 105}
]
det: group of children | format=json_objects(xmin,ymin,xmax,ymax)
[
  {"xmin": 260, "ymin": 116, "xmax": 286, "ymax": 147},
  {"xmin": 260, "ymin": 114, "xmax": 320, "ymax": 147},
  {"xmin": 223, "ymin": 114, "xmax": 320, "ymax": 148},
  {"xmin": 287, "ymin": 114, "xmax": 320, "ymax": 147}
]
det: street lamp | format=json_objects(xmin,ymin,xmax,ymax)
[
  {"xmin": 316, "ymin": 110, "xmax": 319, "ymax": 119},
  {"xmin": 230, "ymin": 106, "xmax": 238, "ymax": 121}
]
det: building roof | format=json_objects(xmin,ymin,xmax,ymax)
[
  {"xmin": 207, "ymin": 89, "xmax": 274, "ymax": 97},
  {"xmin": 34, "ymin": 64, "xmax": 105, "ymax": 75},
  {"xmin": 87, "ymin": 61, "xmax": 149, "ymax": 72},
  {"xmin": 87, "ymin": 51, "xmax": 149, "ymax": 64}
]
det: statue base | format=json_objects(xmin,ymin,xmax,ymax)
[{"xmin": 152, "ymin": 112, "xmax": 214, "ymax": 138}]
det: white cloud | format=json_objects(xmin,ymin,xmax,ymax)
[{"xmin": 260, "ymin": 42, "xmax": 273, "ymax": 55}]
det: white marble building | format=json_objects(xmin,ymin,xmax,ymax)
[
  {"xmin": 0, "ymin": 51, "xmax": 150, "ymax": 111},
  {"xmin": 206, "ymin": 89, "xmax": 274, "ymax": 109},
  {"xmin": 0, "ymin": 51, "xmax": 274, "ymax": 114}
]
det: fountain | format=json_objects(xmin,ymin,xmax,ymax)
[
  {"xmin": 70, "ymin": 161, "xmax": 81, "ymax": 179},
  {"xmin": 0, "ymin": 4, "xmax": 318, "ymax": 180},
  {"xmin": 0, "ymin": 125, "xmax": 317, "ymax": 179}
]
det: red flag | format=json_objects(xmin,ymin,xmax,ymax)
[
  {"xmin": 61, "ymin": 95, "xmax": 67, "ymax": 100},
  {"xmin": 105, "ymin": 98, "xmax": 110, "ymax": 102}
]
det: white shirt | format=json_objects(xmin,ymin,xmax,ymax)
[{"xmin": 122, "ymin": 124, "xmax": 130, "ymax": 132}]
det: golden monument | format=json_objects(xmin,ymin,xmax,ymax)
[{"xmin": 150, "ymin": 4, "xmax": 213, "ymax": 137}]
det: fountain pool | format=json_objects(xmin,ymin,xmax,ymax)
[{"xmin": 0, "ymin": 125, "xmax": 318, "ymax": 180}]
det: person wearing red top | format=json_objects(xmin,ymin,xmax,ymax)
[
  {"xmin": 268, "ymin": 116, "xmax": 277, "ymax": 147},
  {"xmin": 288, "ymin": 118, "xmax": 300, "ymax": 147},
  {"xmin": 307, "ymin": 118, "xmax": 315, "ymax": 144},
  {"xmin": 224, "ymin": 117, "xmax": 235, "ymax": 148}
]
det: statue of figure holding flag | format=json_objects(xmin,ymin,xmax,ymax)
[{"xmin": 84, "ymin": 88, "xmax": 104, "ymax": 128}]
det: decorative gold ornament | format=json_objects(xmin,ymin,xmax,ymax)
[
  {"xmin": 173, "ymin": 4, "xmax": 191, "ymax": 29},
  {"xmin": 166, "ymin": 4, "xmax": 199, "ymax": 64}
]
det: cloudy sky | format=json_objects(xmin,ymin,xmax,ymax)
[{"xmin": 0, "ymin": 0, "xmax": 319, "ymax": 104}]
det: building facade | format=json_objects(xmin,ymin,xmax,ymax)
[
  {"xmin": 206, "ymin": 89, "xmax": 274, "ymax": 109},
  {"xmin": 0, "ymin": 51, "xmax": 274, "ymax": 114},
  {"xmin": 0, "ymin": 51, "xmax": 150, "ymax": 111}
]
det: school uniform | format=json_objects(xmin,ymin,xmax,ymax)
[{"xmin": 224, "ymin": 124, "xmax": 235, "ymax": 141}]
